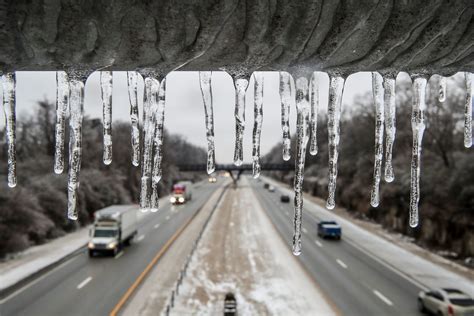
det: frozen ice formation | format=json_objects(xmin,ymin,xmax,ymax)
[
  {"xmin": 1, "ymin": 73, "xmax": 17, "ymax": 188},
  {"xmin": 292, "ymin": 77, "xmax": 310, "ymax": 256},
  {"xmin": 67, "ymin": 79, "xmax": 85, "ymax": 220},
  {"xmin": 199, "ymin": 72, "xmax": 216, "ymax": 175},
  {"xmin": 127, "ymin": 71, "xmax": 141, "ymax": 167},
  {"xmin": 252, "ymin": 72, "xmax": 264, "ymax": 179},
  {"xmin": 370, "ymin": 72, "xmax": 385, "ymax": 208},
  {"xmin": 100, "ymin": 71, "xmax": 113, "ymax": 165},
  {"xmin": 464, "ymin": 72, "xmax": 472, "ymax": 148},
  {"xmin": 309, "ymin": 72, "xmax": 322, "ymax": 156},
  {"xmin": 233, "ymin": 78, "xmax": 249, "ymax": 166},
  {"xmin": 326, "ymin": 75, "xmax": 345, "ymax": 210},
  {"xmin": 383, "ymin": 76, "xmax": 396, "ymax": 183},
  {"xmin": 409, "ymin": 77, "xmax": 427, "ymax": 228},
  {"xmin": 54, "ymin": 71, "xmax": 69, "ymax": 174},
  {"xmin": 279, "ymin": 72, "xmax": 293, "ymax": 161}
]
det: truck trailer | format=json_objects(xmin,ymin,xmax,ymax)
[{"xmin": 88, "ymin": 205, "xmax": 138, "ymax": 257}]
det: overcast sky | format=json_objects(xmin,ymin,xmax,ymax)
[{"xmin": 1, "ymin": 71, "xmax": 372, "ymax": 163}]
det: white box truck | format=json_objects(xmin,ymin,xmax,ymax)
[{"xmin": 88, "ymin": 205, "xmax": 138, "ymax": 257}]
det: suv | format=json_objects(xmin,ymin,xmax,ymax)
[{"xmin": 418, "ymin": 288, "xmax": 474, "ymax": 316}]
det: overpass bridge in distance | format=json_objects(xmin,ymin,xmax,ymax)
[{"xmin": 177, "ymin": 163, "xmax": 293, "ymax": 183}]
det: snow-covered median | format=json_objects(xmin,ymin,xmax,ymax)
[{"xmin": 171, "ymin": 177, "xmax": 336, "ymax": 315}]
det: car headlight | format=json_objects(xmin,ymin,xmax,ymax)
[
  {"xmin": 178, "ymin": 197, "xmax": 184, "ymax": 203},
  {"xmin": 170, "ymin": 197, "xmax": 176, "ymax": 203},
  {"xmin": 88, "ymin": 242, "xmax": 95, "ymax": 249},
  {"xmin": 107, "ymin": 242, "xmax": 117, "ymax": 249}
]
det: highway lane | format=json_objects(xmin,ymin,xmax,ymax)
[
  {"xmin": 250, "ymin": 178, "xmax": 423, "ymax": 316},
  {"xmin": 0, "ymin": 180, "xmax": 222, "ymax": 316}
]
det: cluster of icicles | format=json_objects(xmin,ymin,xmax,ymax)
[{"xmin": 0, "ymin": 71, "xmax": 472, "ymax": 255}]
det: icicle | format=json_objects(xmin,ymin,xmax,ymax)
[
  {"xmin": 1, "ymin": 73, "xmax": 17, "ymax": 187},
  {"xmin": 326, "ymin": 76, "xmax": 345, "ymax": 210},
  {"xmin": 252, "ymin": 72, "xmax": 264, "ymax": 178},
  {"xmin": 279, "ymin": 72, "xmax": 292, "ymax": 161},
  {"xmin": 409, "ymin": 77, "xmax": 427, "ymax": 228},
  {"xmin": 370, "ymin": 72, "xmax": 385, "ymax": 207},
  {"xmin": 139, "ymin": 77, "xmax": 159, "ymax": 212},
  {"xmin": 100, "ymin": 71, "xmax": 113, "ymax": 165},
  {"xmin": 233, "ymin": 77, "xmax": 249, "ymax": 166},
  {"xmin": 383, "ymin": 77, "xmax": 396, "ymax": 183},
  {"xmin": 464, "ymin": 72, "xmax": 473, "ymax": 148},
  {"xmin": 67, "ymin": 79, "xmax": 85, "ymax": 220},
  {"xmin": 292, "ymin": 77, "xmax": 310, "ymax": 256},
  {"xmin": 127, "ymin": 71, "xmax": 140, "ymax": 167},
  {"xmin": 199, "ymin": 72, "xmax": 216, "ymax": 174},
  {"xmin": 438, "ymin": 76, "xmax": 447, "ymax": 102},
  {"xmin": 309, "ymin": 72, "xmax": 320, "ymax": 155},
  {"xmin": 54, "ymin": 72, "xmax": 69, "ymax": 174},
  {"xmin": 150, "ymin": 78, "xmax": 167, "ymax": 212}
]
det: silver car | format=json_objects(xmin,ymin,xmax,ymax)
[{"xmin": 418, "ymin": 288, "xmax": 474, "ymax": 316}]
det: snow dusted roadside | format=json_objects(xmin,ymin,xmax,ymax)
[
  {"xmin": 0, "ymin": 201, "xmax": 163, "ymax": 294},
  {"xmin": 262, "ymin": 176, "xmax": 474, "ymax": 296},
  {"xmin": 171, "ymin": 177, "xmax": 337, "ymax": 315}
]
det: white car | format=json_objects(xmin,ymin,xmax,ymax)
[
  {"xmin": 268, "ymin": 185, "xmax": 275, "ymax": 192},
  {"xmin": 418, "ymin": 288, "xmax": 474, "ymax": 316}
]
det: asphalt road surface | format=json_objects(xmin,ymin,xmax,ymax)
[
  {"xmin": 250, "ymin": 178, "xmax": 424, "ymax": 316},
  {"xmin": 0, "ymin": 180, "xmax": 219, "ymax": 316}
]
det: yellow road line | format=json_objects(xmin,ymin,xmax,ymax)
[{"xmin": 109, "ymin": 204, "xmax": 203, "ymax": 315}]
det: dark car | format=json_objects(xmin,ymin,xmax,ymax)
[
  {"xmin": 280, "ymin": 195, "xmax": 290, "ymax": 203},
  {"xmin": 263, "ymin": 183, "xmax": 270, "ymax": 189},
  {"xmin": 317, "ymin": 221, "xmax": 342, "ymax": 240}
]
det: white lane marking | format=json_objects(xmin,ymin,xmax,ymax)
[
  {"xmin": 77, "ymin": 276, "xmax": 92, "ymax": 290},
  {"xmin": 302, "ymin": 227, "xmax": 308, "ymax": 234},
  {"xmin": 315, "ymin": 240, "xmax": 323, "ymax": 247},
  {"xmin": 0, "ymin": 253, "xmax": 82, "ymax": 304},
  {"xmin": 154, "ymin": 223, "xmax": 160, "ymax": 229},
  {"xmin": 136, "ymin": 234, "xmax": 145, "ymax": 242},
  {"xmin": 114, "ymin": 251, "xmax": 124, "ymax": 259},
  {"xmin": 373, "ymin": 289, "xmax": 393, "ymax": 306},
  {"xmin": 336, "ymin": 259, "xmax": 348, "ymax": 269},
  {"xmin": 165, "ymin": 215, "xmax": 170, "ymax": 221},
  {"xmin": 344, "ymin": 238, "xmax": 428, "ymax": 291}
]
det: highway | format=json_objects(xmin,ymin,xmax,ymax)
[
  {"xmin": 0, "ymin": 180, "xmax": 218, "ymax": 316},
  {"xmin": 250, "ymin": 178, "xmax": 424, "ymax": 316}
]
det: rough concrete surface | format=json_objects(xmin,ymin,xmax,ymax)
[{"xmin": 0, "ymin": 0, "xmax": 472, "ymax": 77}]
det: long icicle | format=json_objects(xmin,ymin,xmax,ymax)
[
  {"xmin": 292, "ymin": 77, "xmax": 310, "ymax": 256},
  {"xmin": 54, "ymin": 72, "xmax": 69, "ymax": 174},
  {"xmin": 233, "ymin": 77, "xmax": 249, "ymax": 166},
  {"xmin": 140, "ymin": 77, "xmax": 159, "ymax": 212},
  {"xmin": 1, "ymin": 73, "xmax": 17, "ymax": 187},
  {"xmin": 127, "ymin": 71, "xmax": 140, "ymax": 166},
  {"xmin": 438, "ymin": 76, "xmax": 447, "ymax": 103},
  {"xmin": 326, "ymin": 75, "xmax": 345, "ymax": 210},
  {"xmin": 199, "ymin": 72, "xmax": 216, "ymax": 175},
  {"xmin": 252, "ymin": 72, "xmax": 264, "ymax": 178},
  {"xmin": 279, "ymin": 72, "xmax": 292, "ymax": 161},
  {"xmin": 150, "ymin": 78, "xmax": 167, "ymax": 212},
  {"xmin": 370, "ymin": 72, "xmax": 385, "ymax": 207},
  {"xmin": 464, "ymin": 72, "xmax": 473, "ymax": 148},
  {"xmin": 67, "ymin": 79, "xmax": 85, "ymax": 220},
  {"xmin": 309, "ymin": 72, "xmax": 320, "ymax": 155},
  {"xmin": 100, "ymin": 71, "xmax": 113, "ymax": 165},
  {"xmin": 383, "ymin": 76, "xmax": 396, "ymax": 183},
  {"xmin": 409, "ymin": 77, "xmax": 427, "ymax": 228}
]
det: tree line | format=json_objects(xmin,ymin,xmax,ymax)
[
  {"xmin": 0, "ymin": 100, "xmax": 206, "ymax": 258},
  {"xmin": 264, "ymin": 74, "xmax": 473, "ymax": 261}
]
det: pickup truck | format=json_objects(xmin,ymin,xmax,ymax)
[
  {"xmin": 317, "ymin": 221, "xmax": 342, "ymax": 240},
  {"xmin": 88, "ymin": 205, "xmax": 138, "ymax": 257}
]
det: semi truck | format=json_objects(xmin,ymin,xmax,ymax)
[
  {"xmin": 170, "ymin": 181, "xmax": 193, "ymax": 205},
  {"xmin": 88, "ymin": 205, "xmax": 138, "ymax": 257}
]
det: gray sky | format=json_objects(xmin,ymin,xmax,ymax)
[{"xmin": 1, "ymin": 71, "xmax": 372, "ymax": 163}]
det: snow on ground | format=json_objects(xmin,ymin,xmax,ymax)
[
  {"xmin": 171, "ymin": 177, "xmax": 336, "ymax": 315},
  {"xmin": 262, "ymin": 176, "xmax": 474, "ymax": 296}
]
